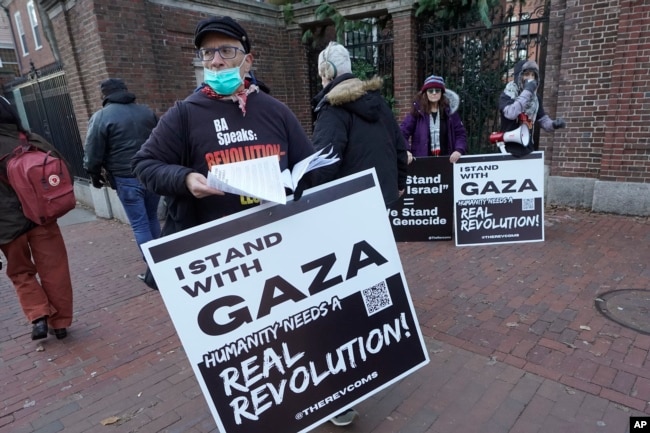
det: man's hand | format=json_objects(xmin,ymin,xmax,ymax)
[
  {"xmin": 90, "ymin": 174, "xmax": 105, "ymax": 189},
  {"xmin": 185, "ymin": 172, "xmax": 225, "ymax": 198},
  {"xmin": 523, "ymin": 79, "xmax": 538, "ymax": 93},
  {"xmin": 552, "ymin": 118, "xmax": 566, "ymax": 129}
]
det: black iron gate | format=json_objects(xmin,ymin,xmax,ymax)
[
  {"xmin": 3, "ymin": 62, "xmax": 86, "ymax": 179},
  {"xmin": 418, "ymin": 1, "xmax": 550, "ymax": 154}
]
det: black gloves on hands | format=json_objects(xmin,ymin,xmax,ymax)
[
  {"xmin": 292, "ymin": 170, "xmax": 322, "ymax": 202},
  {"xmin": 523, "ymin": 79, "xmax": 538, "ymax": 93},
  {"xmin": 552, "ymin": 118, "xmax": 566, "ymax": 129},
  {"xmin": 292, "ymin": 172, "xmax": 313, "ymax": 201},
  {"xmin": 90, "ymin": 174, "xmax": 105, "ymax": 189}
]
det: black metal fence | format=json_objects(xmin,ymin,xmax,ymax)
[
  {"xmin": 345, "ymin": 18, "xmax": 394, "ymax": 108},
  {"xmin": 418, "ymin": 1, "xmax": 550, "ymax": 154},
  {"xmin": 3, "ymin": 63, "xmax": 86, "ymax": 179},
  {"xmin": 305, "ymin": 3, "xmax": 549, "ymax": 155}
]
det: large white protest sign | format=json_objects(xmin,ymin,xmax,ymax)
[
  {"xmin": 453, "ymin": 152, "xmax": 545, "ymax": 246},
  {"xmin": 142, "ymin": 169, "xmax": 429, "ymax": 433}
]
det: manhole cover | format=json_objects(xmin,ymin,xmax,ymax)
[{"xmin": 595, "ymin": 289, "xmax": 650, "ymax": 335}]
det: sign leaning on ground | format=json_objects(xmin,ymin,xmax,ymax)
[
  {"xmin": 142, "ymin": 169, "xmax": 430, "ymax": 433},
  {"xmin": 453, "ymin": 152, "xmax": 545, "ymax": 246},
  {"xmin": 389, "ymin": 156, "xmax": 454, "ymax": 242}
]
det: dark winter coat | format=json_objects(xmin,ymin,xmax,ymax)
[
  {"xmin": 84, "ymin": 91, "xmax": 158, "ymax": 178},
  {"xmin": 311, "ymin": 74, "xmax": 408, "ymax": 207},
  {"xmin": 399, "ymin": 89, "xmax": 468, "ymax": 158},
  {"xmin": 132, "ymin": 87, "xmax": 315, "ymax": 224},
  {"xmin": 0, "ymin": 125, "xmax": 60, "ymax": 244}
]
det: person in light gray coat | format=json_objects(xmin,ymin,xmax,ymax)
[{"xmin": 499, "ymin": 60, "xmax": 566, "ymax": 156}]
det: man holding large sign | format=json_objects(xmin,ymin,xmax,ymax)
[
  {"xmin": 142, "ymin": 170, "xmax": 429, "ymax": 433},
  {"xmin": 454, "ymin": 152, "xmax": 545, "ymax": 246}
]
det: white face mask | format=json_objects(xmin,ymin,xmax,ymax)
[{"xmin": 204, "ymin": 56, "xmax": 247, "ymax": 95}]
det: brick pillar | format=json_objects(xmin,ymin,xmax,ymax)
[
  {"xmin": 390, "ymin": 8, "xmax": 417, "ymax": 121},
  {"xmin": 540, "ymin": 0, "xmax": 567, "ymax": 165}
]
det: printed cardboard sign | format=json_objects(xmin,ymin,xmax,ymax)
[
  {"xmin": 142, "ymin": 169, "xmax": 430, "ymax": 433},
  {"xmin": 453, "ymin": 152, "xmax": 545, "ymax": 246},
  {"xmin": 389, "ymin": 156, "xmax": 453, "ymax": 242}
]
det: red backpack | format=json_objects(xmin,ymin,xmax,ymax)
[{"xmin": 1, "ymin": 132, "xmax": 76, "ymax": 225}]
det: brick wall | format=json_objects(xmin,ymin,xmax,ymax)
[
  {"xmin": 43, "ymin": 0, "xmax": 308, "ymax": 137},
  {"xmin": 39, "ymin": 0, "xmax": 649, "ymax": 213},
  {"xmin": 7, "ymin": 0, "xmax": 57, "ymax": 74},
  {"xmin": 600, "ymin": 0, "xmax": 650, "ymax": 182},
  {"xmin": 551, "ymin": 0, "xmax": 650, "ymax": 183}
]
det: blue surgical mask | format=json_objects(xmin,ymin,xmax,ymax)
[{"xmin": 204, "ymin": 56, "xmax": 247, "ymax": 95}]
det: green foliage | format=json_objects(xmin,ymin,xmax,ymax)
[
  {"xmin": 415, "ymin": 0, "xmax": 526, "ymax": 28},
  {"xmin": 350, "ymin": 58, "xmax": 395, "ymax": 113},
  {"xmin": 314, "ymin": 3, "xmax": 346, "ymax": 42},
  {"xmin": 282, "ymin": 3, "xmax": 294, "ymax": 23},
  {"xmin": 351, "ymin": 58, "xmax": 375, "ymax": 81},
  {"xmin": 285, "ymin": 0, "xmax": 528, "ymax": 38}
]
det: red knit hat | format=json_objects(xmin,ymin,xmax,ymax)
[{"xmin": 421, "ymin": 75, "xmax": 446, "ymax": 93}]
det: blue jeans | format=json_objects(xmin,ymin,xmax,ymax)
[{"xmin": 113, "ymin": 176, "xmax": 161, "ymax": 256}]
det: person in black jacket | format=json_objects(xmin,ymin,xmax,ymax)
[
  {"xmin": 84, "ymin": 79, "xmax": 161, "ymax": 277},
  {"xmin": 311, "ymin": 42, "xmax": 408, "ymax": 208},
  {"xmin": 310, "ymin": 42, "xmax": 408, "ymax": 427}
]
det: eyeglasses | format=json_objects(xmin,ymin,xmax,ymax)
[
  {"xmin": 197, "ymin": 46, "xmax": 244, "ymax": 61},
  {"xmin": 426, "ymin": 88, "xmax": 442, "ymax": 94}
]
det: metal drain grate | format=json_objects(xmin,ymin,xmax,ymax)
[{"xmin": 595, "ymin": 289, "xmax": 650, "ymax": 335}]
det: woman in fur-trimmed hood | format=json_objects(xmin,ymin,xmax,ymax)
[
  {"xmin": 400, "ymin": 74, "xmax": 467, "ymax": 162},
  {"xmin": 310, "ymin": 42, "xmax": 408, "ymax": 208}
]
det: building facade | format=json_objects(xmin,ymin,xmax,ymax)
[{"xmin": 6, "ymin": 0, "xmax": 650, "ymax": 216}]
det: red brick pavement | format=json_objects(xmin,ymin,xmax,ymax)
[{"xmin": 0, "ymin": 206, "xmax": 648, "ymax": 433}]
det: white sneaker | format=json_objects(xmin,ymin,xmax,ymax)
[{"xmin": 329, "ymin": 408, "xmax": 358, "ymax": 426}]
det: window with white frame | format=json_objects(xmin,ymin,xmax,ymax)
[
  {"xmin": 14, "ymin": 12, "xmax": 28, "ymax": 56},
  {"xmin": 27, "ymin": 1, "xmax": 42, "ymax": 49}
]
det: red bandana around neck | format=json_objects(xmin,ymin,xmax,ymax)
[{"xmin": 201, "ymin": 81, "xmax": 260, "ymax": 116}]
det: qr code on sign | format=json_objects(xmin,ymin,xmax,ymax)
[
  {"xmin": 361, "ymin": 280, "xmax": 393, "ymax": 316},
  {"xmin": 522, "ymin": 198, "xmax": 535, "ymax": 211}
]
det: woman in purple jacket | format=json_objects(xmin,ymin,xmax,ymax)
[{"xmin": 400, "ymin": 75, "xmax": 467, "ymax": 163}]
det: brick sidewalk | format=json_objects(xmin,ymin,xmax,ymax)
[{"xmin": 0, "ymin": 207, "xmax": 648, "ymax": 433}]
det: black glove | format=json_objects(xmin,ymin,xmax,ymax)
[
  {"xmin": 293, "ymin": 170, "xmax": 321, "ymax": 202},
  {"xmin": 103, "ymin": 171, "xmax": 117, "ymax": 190},
  {"xmin": 552, "ymin": 118, "xmax": 566, "ymax": 129},
  {"xmin": 90, "ymin": 174, "xmax": 105, "ymax": 189},
  {"xmin": 523, "ymin": 79, "xmax": 538, "ymax": 93}
]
